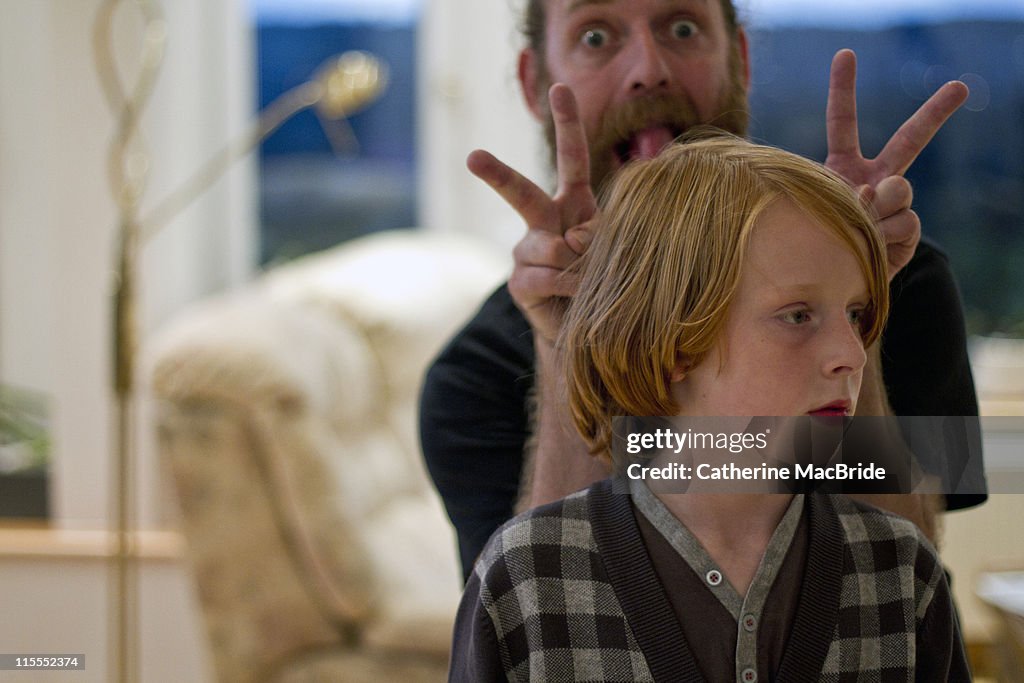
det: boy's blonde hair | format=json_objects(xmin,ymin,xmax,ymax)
[{"xmin": 562, "ymin": 133, "xmax": 890, "ymax": 458}]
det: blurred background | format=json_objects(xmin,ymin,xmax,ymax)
[
  {"xmin": 252, "ymin": 0, "xmax": 1024, "ymax": 333},
  {"xmin": 0, "ymin": 0, "xmax": 1022, "ymax": 680}
]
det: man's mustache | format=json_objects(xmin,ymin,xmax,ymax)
[
  {"xmin": 592, "ymin": 94, "xmax": 703, "ymax": 160},
  {"xmin": 540, "ymin": 57, "xmax": 748, "ymax": 192}
]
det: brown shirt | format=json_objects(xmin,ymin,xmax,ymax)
[{"xmin": 631, "ymin": 483, "xmax": 809, "ymax": 683}]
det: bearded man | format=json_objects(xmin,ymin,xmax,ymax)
[{"xmin": 419, "ymin": 0, "xmax": 985, "ymax": 580}]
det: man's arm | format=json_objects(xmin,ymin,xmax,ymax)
[
  {"xmin": 467, "ymin": 84, "xmax": 607, "ymax": 511},
  {"xmin": 518, "ymin": 336, "xmax": 607, "ymax": 511}
]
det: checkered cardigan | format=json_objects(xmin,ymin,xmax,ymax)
[{"xmin": 449, "ymin": 480, "xmax": 970, "ymax": 682}]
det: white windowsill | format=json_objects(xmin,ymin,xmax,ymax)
[{"xmin": 0, "ymin": 526, "xmax": 185, "ymax": 561}]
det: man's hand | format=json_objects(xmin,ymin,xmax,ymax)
[
  {"xmin": 468, "ymin": 84, "xmax": 608, "ymax": 508},
  {"xmin": 825, "ymin": 49, "xmax": 969, "ymax": 278},
  {"xmin": 856, "ymin": 178, "xmax": 918, "ymax": 277},
  {"xmin": 467, "ymin": 84, "xmax": 596, "ymax": 343}
]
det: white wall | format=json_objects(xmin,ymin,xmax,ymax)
[
  {"xmin": 0, "ymin": 547, "xmax": 212, "ymax": 682},
  {"xmin": 0, "ymin": 0, "xmax": 256, "ymax": 530},
  {"xmin": 0, "ymin": 5, "xmax": 62, "ymax": 411},
  {"xmin": 417, "ymin": 0, "xmax": 546, "ymax": 251}
]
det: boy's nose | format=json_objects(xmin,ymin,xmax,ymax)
[{"xmin": 824, "ymin": 317, "xmax": 868, "ymax": 378}]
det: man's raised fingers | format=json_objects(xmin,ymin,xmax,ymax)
[
  {"xmin": 877, "ymin": 209, "xmax": 921, "ymax": 279},
  {"xmin": 875, "ymin": 80, "xmax": 969, "ymax": 177},
  {"xmin": 467, "ymin": 149, "xmax": 558, "ymax": 231},
  {"xmin": 509, "ymin": 266, "xmax": 579, "ymax": 303},
  {"xmin": 878, "ymin": 208, "xmax": 920, "ymax": 250},
  {"xmin": 826, "ymin": 49, "xmax": 862, "ymax": 158},
  {"xmin": 513, "ymin": 230, "xmax": 580, "ymax": 271},
  {"xmin": 871, "ymin": 176, "xmax": 914, "ymax": 221},
  {"xmin": 549, "ymin": 84, "xmax": 592, "ymax": 198},
  {"xmin": 565, "ymin": 219, "xmax": 596, "ymax": 256}
]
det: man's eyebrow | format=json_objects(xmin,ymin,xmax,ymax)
[
  {"xmin": 567, "ymin": 0, "xmax": 706, "ymax": 12},
  {"xmin": 567, "ymin": 0, "xmax": 613, "ymax": 12}
]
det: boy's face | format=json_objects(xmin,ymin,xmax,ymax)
[{"xmin": 672, "ymin": 198, "xmax": 869, "ymax": 417}]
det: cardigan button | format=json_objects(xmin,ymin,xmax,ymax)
[
  {"xmin": 741, "ymin": 667, "xmax": 758, "ymax": 682},
  {"xmin": 743, "ymin": 614, "xmax": 757, "ymax": 632},
  {"xmin": 705, "ymin": 569, "xmax": 723, "ymax": 586}
]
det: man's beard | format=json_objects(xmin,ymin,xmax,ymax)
[{"xmin": 540, "ymin": 48, "xmax": 749, "ymax": 193}]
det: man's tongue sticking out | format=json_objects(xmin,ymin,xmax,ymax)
[{"xmin": 628, "ymin": 126, "xmax": 676, "ymax": 161}]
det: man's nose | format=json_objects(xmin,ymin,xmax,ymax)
[
  {"xmin": 823, "ymin": 317, "xmax": 868, "ymax": 378},
  {"xmin": 623, "ymin": 29, "xmax": 672, "ymax": 93}
]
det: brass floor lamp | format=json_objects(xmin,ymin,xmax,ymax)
[{"xmin": 90, "ymin": 2, "xmax": 387, "ymax": 680}]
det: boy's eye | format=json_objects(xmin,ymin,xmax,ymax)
[
  {"xmin": 781, "ymin": 310, "xmax": 811, "ymax": 325},
  {"xmin": 848, "ymin": 308, "xmax": 867, "ymax": 327},
  {"xmin": 581, "ymin": 27, "xmax": 610, "ymax": 48},
  {"xmin": 670, "ymin": 19, "xmax": 699, "ymax": 40}
]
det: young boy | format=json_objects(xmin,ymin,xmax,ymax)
[{"xmin": 448, "ymin": 136, "xmax": 969, "ymax": 682}]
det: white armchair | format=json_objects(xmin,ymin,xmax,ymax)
[{"xmin": 148, "ymin": 229, "xmax": 507, "ymax": 682}]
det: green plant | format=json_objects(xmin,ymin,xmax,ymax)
[{"xmin": 0, "ymin": 384, "xmax": 50, "ymax": 471}]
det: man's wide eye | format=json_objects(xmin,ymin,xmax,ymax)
[
  {"xmin": 581, "ymin": 28, "xmax": 609, "ymax": 48},
  {"xmin": 670, "ymin": 19, "xmax": 699, "ymax": 39}
]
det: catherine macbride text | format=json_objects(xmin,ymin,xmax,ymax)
[
  {"xmin": 622, "ymin": 425, "xmax": 887, "ymax": 483},
  {"xmin": 626, "ymin": 461, "xmax": 887, "ymax": 481},
  {"xmin": 612, "ymin": 415, "xmax": 994, "ymax": 495}
]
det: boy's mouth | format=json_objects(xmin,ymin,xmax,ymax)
[{"xmin": 808, "ymin": 400, "xmax": 852, "ymax": 416}]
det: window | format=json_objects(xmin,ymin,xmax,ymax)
[
  {"xmin": 744, "ymin": 0, "xmax": 1024, "ymax": 335},
  {"xmin": 252, "ymin": 0, "xmax": 421, "ymax": 265}
]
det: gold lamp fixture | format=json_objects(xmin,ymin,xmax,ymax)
[
  {"xmin": 316, "ymin": 50, "xmax": 390, "ymax": 120},
  {"xmin": 142, "ymin": 49, "xmax": 388, "ymax": 239}
]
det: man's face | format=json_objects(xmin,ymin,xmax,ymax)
[
  {"xmin": 672, "ymin": 199, "xmax": 870, "ymax": 417},
  {"xmin": 522, "ymin": 0, "xmax": 750, "ymax": 190}
]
